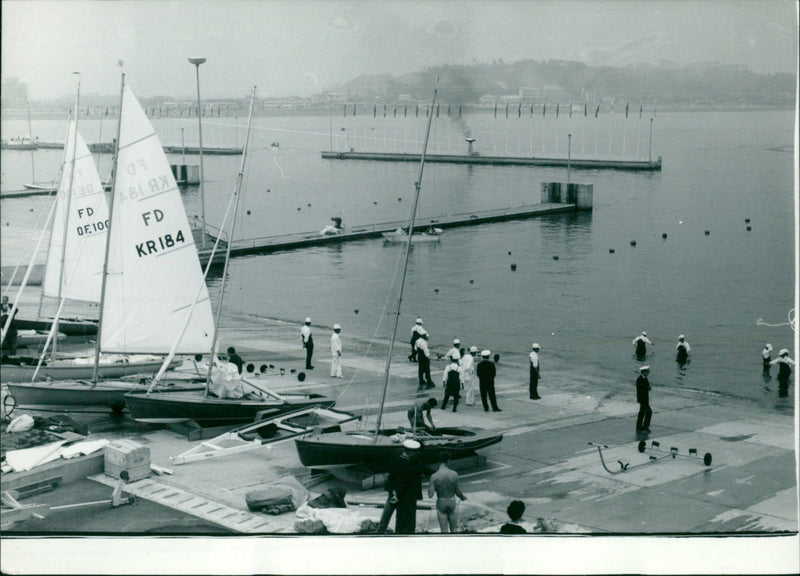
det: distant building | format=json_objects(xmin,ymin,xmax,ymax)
[
  {"xmin": 479, "ymin": 94, "xmax": 496, "ymax": 106},
  {"xmin": 1, "ymin": 78, "xmax": 28, "ymax": 110}
]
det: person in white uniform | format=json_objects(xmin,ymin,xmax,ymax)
[
  {"xmin": 460, "ymin": 346, "xmax": 477, "ymax": 405},
  {"xmin": 330, "ymin": 324, "xmax": 343, "ymax": 378},
  {"xmin": 444, "ymin": 339, "xmax": 462, "ymax": 363}
]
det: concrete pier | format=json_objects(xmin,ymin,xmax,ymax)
[{"xmin": 322, "ymin": 150, "xmax": 662, "ymax": 171}]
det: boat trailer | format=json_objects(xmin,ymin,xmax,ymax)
[{"xmin": 589, "ymin": 440, "xmax": 712, "ymax": 475}]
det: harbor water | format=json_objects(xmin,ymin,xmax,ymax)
[{"xmin": 1, "ymin": 108, "xmax": 795, "ymax": 412}]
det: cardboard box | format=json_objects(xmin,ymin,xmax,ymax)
[{"xmin": 104, "ymin": 440, "xmax": 150, "ymax": 482}]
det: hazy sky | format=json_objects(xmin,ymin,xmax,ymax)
[{"xmin": 2, "ymin": 0, "xmax": 797, "ymax": 100}]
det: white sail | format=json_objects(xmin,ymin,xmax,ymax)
[
  {"xmin": 42, "ymin": 122, "xmax": 109, "ymax": 303},
  {"xmin": 100, "ymin": 85, "xmax": 214, "ymax": 354}
]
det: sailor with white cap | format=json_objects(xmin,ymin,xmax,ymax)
[
  {"xmin": 460, "ymin": 346, "xmax": 478, "ymax": 406},
  {"xmin": 300, "ymin": 317, "xmax": 314, "ymax": 370},
  {"xmin": 675, "ymin": 334, "xmax": 690, "ymax": 366},
  {"xmin": 635, "ymin": 365, "xmax": 652, "ymax": 433},
  {"xmin": 444, "ymin": 339, "xmax": 462, "ymax": 363},
  {"xmin": 330, "ymin": 324, "xmax": 343, "ymax": 378},
  {"xmin": 762, "ymin": 343, "xmax": 773, "ymax": 371},
  {"xmin": 476, "ymin": 349, "xmax": 501, "ymax": 412},
  {"xmin": 632, "ymin": 331, "xmax": 653, "ymax": 361},
  {"xmin": 409, "ymin": 318, "xmax": 425, "ymax": 362},
  {"xmin": 415, "ymin": 330, "xmax": 435, "ymax": 390},
  {"xmin": 770, "ymin": 349, "xmax": 795, "ymax": 397},
  {"xmin": 529, "ymin": 343, "xmax": 541, "ymax": 399}
]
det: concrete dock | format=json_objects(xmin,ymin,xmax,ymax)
[
  {"xmin": 2, "ymin": 312, "xmax": 797, "ymax": 574},
  {"xmin": 322, "ymin": 150, "xmax": 663, "ymax": 171}
]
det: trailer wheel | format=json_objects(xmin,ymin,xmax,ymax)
[
  {"xmin": 2, "ymin": 393, "xmax": 18, "ymax": 417},
  {"xmin": 703, "ymin": 453, "xmax": 712, "ymax": 466},
  {"xmin": 637, "ymin": 440, "xmax": 646, "ymax": 453}
]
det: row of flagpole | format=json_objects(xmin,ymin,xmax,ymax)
[{"xmin": 339, "ymin": 101, "xmax": 657, "ymax": 119}]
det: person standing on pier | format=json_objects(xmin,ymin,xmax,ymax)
[
  {"xmin": 762, "ymin": 343, "xmax": 773, "ymax": 373},
  {"xmin": 378, "ymin": 439, "xmax": 424, "ymax": 534},
  {"xmin": 632, "ymin": 331, "xmax": 653, "ymax": 361},
  {"xmin": 330, "ymin": 324, "xmax": 343, "ymax": 378},
  {"xmin": 301, "ymin": 318, "xmax": 314, "ymax": 370},
  {"xmin": 441, "ymin": 358, "xmax": 461, "ymax": 412},
  {"xmin": 770, "ymin": 349, "xmax": 795, "ymax": 398},
  {"xmin": 415, "ymin": 332, "xmax": 435, "ymax": 390},
  {"xmin": 445, "ymin": 339, "xmax": 462, "ymax": 363},
  {"xmin": 409, "ymin": 318, "xmax": 424, "ymax": 362},
  {"xmin": 428, "ymin": 451, "xmax": 467, "ymax": 533},
  {"xmin": 460, "ymin": 346, "xmax": 478, "ymax": 406},
  {"xmin": 477, "ymin": 350, "xmax": 501, "ymax": 412},
  {"xmin": 675, "ymin": 335, "xmax": 690, "ymax": 366},
  {"xmin": 529, "ymin": 343, "xmax": 541, "ymax": 399},
  {"xmin": 635, "ymin": 366, "xmax": 652, "ymax": 433}
]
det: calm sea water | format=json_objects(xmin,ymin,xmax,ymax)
[{"xmin": 1, "ymin": 108, "xmax": 796, "ymax": 410}]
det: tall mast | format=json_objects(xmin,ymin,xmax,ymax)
[
  {"xmin": 374, "ymin": 82, "xmax": 438, "ymax": 435},
  {"xmin": 51, "ymin": 72, "xmax": 81, "ymax": 358},
  {"xmin": 92, "ymin": 72, "xmax": 125, "ymax": 382},
  {"xmin": 204, "ymin": 86, "xmax": 257, "ymax": 394},
  {"xmin": 27, "ymin": 102, "xmax": 35, "ymax": 184}
]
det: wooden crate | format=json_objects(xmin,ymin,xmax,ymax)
[{"xmin": 104, "ymin": 440, "xmax": 150, "ymax": 481}]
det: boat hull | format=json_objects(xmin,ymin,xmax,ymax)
[
  {"xmin": 295, "ymin": 427, "xmax": 503, "ymax": 469},
  {"xmin": 381, "ymin": 232, "xmax": 440, "ymax": 243},
  {"xmin": 6, "ymin": 379, "xmax": 205, "ymax": 413},
  {"xmin": 14, "ymin": 317, "xmax": 99, "ymax": 336},
  {"xmin": 125, "ymin": 389, "xmax": 336, "ymax": 427},
  {"xmin": 0, "ymin": 358, "xmax": 178, "ymax": 382}
]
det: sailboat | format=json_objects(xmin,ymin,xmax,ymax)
[
  {"xmin": 123, "ymin": 85, "xmax": 334, "ymax": 427},
  {"xmin": 2, "ymin": 78, "xmax": 212, "ymax": 406},
  {"xmin": 2, "ymin": 109, "xmax": 175, "ymax": 384},
  {"xmin": 294, "ymin": 85, "xmax": 502, "ymax": 470}
]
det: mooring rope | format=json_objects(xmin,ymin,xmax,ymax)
[{"xmin": 756, "ymin": 308, "xmax": 796, "ymax": 332}]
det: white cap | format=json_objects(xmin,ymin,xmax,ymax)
[
  {"xmin": 481, "ymin": 350, "xmax": 491, "ymax": 357},
  {"xmin": 779, "ymin": 348, "xmax": 789, "ymax": 356},
  {"xmin": 765, "ymin": 343, "xmax": 773, "ymax": 350},
  {"xmin": 532, "ymin": 343, "xmax": 540, "ymax": 350},
  {"xmin": 402, "ymin": 439, "xmax": 421, "ymax": 450},
  {"xmin": 333, "ymin": 324, "xmax": 341, "ymax": 330},
  {"xmin": 678, "ymin": 334, "xmax": 685, "ymax": 340},
  {"xmin": 416, "ymin": 318, "xmax": 423, "ymax": 324},
  {"xmin": 641, "ymin": 331, "xmax": 647, "ymax": 336},
  {"xmin": 453, "ymin": 339, "xmax": 461, "ymax": 345},
  {"xmin": 639, "ymin": 365, "xmax": 650, "ymax": 372},
  {"xmin": 469, "ymin": 346, "xmax": 478, "ymax": 353},
  {"xmin": 305, "ymin": 317, "xmax": 311, "ymax": 323}
]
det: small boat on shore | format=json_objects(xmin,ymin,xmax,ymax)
[
  {"xmin": 13, "ymin": 317, "xmax": 98, "ymax": 336},
  {"xmin": 15, "ymin": 329, "xmax": 66, "ymax": 348},
  {"xmin": 0, "ymin": 356, "xmax": 181, "ymax": 383}
]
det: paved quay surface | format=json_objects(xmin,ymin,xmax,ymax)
[{"xmin": 2, "ymin": 313, "xmax": 798, "ymax": 573}]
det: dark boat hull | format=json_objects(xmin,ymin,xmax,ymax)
[
  {"xmin": 295, "ymin": 427, "xmax": 503, "ymax": 469},
  {"xmin": 124, "ymin": 389, "xmax": 335, "ymax": 427},
  {"xmin": 14, "ymin": 317, "xmax": 98, "ymax": 336},
  {"xmin": 5, "ymin": 379, "xmax": 202, "ymax": 413}
]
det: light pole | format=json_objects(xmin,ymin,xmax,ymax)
[{"xmin": 188, "ymin": 57, "xmax": 207, "ymax": 248}]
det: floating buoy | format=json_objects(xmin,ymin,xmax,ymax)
[
  {"xmin": 307, "ymin": 203, "xmax": 311, "ymax": 207},
  {"xmin": 705, "ymin": 230, "xmax": 710, "ymax": 235},
  {"xmin": 508, "ymin": 251, "xmax": 512, "ymax": 255},
  {"xmin": 297, "ymin": 372, "xmax": 306, "ymax": 382},
  {"xmin": 29, "ymin": 208, "xmax": 33, "ymax": 212},
  {"xmin": 745, "ymin": 218, "xmax": 750, "ymax": 223},
  {"xmin": 246, "ymin": 210, "xmax": 251, "ymax": 215},
  {"xmin": 609, "ymin": 248, "xmax": 615, "ymax": 253},
  {"xmin": 266, "ymin": 189, "xmax": 270, "ymax": 193},
  {"xmin": 297, "ymin": 207, "xmax": 301, "ymax": 211},
  {"xmin": 553, "ymin": 255, "xmax": 559, "ymax": 260},
  {"xmin": 662, "ymin": 233, "xmax": 667, "ymax": 239},
  {"xmin": 469, "ymin": 280, "xmax": 474, "ymax": 284},
  {"xmin": 434, "ymin": 288, "xmax": 439, "ymax": 293},
  {"xmin": 746, "ymin": 226, "xmax": 752, "ymax": 231},
  {"xmin": 354, "ymin": 309, "xmax": 359, "ymax": 314},
  {"xmin": 630, "ymin": 240, "xmax": 637, "ymax": 246},
  {"xmin": 510, "ymin": 264, "xmax": 517, "ymax": 271},
  {"xmin": 373, "ymin": 201, "xmax": 378, "ymax": 205},
  {"xmin": 398, "ymin": 198, "xmax": 402, "ymax": 201}
]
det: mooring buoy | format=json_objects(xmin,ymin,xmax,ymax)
[
  {"xmin": 434, "ymin": 288, "xmax": 439, "ymax": 293},
  {"xmin": 354, "ymin": 309, "xmax": 359, "ymax": 314},
  {"xmin": 705, "ymin": 230, "xmax": 710, "ymax": 235},
  {"xmin": 630, "ymin": 240, "xmax": 637, "ymax": 246},
  {"xmin": 609, "ymin": 248, "xmax": 615, "ymax": 253},
  {"xmin": 510, "ymin": 264, "xmax": 517, "ymax": 271},
  {"xmin": 746, "ymin": 226, "xmax": 752, "ymax": 231},
  {"xmin": 246, "ymin": 210, "xmax": 251, "ymax": 215},
  {"xmin": 553, "ymin": 255, "xmax": 559, "ymax": 260},
  {"xmin": 745, "ymin": 218, "xmax": 750, "ymax": 223},
  {"xmin": 662, "ymin": 233, "xmax": 667, "ymax": 239}
]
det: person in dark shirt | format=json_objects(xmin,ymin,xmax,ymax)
[
  {"xmin": 500, "ymin": 500, "xmax": 527, "ymax": 534},
  {"xmin": 476, "ymin": 350, "xmax": 501, "ymax": 412},
  {"xmin": 635, "ymin": 365, "xmax": 652, "ymax": 432},
  {"xmin": 1, "ymin": 305, "xmax": 19, "ymax": 356},
  {"xmin": 227, "ymin": 346, "xmax": 244, "ymax": 374},
  {"xmin": 377, "ymin": 439, "xmax": 424, "ymax": 534}
]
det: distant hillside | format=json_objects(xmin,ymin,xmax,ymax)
[{"xmin": 338, "ymin": 59, "xmax": 795, "ymax": 107}]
